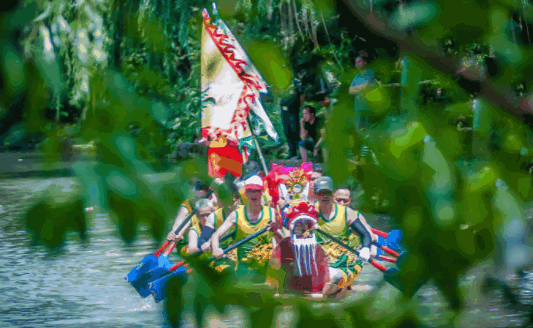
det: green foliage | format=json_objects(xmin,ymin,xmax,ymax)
[{"xmin": 3, "ymin": 0, "xmax": 533, "ymax": 327}]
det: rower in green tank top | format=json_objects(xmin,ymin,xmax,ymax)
[{"xmin": 313, "ymin": 176, "xmax": 378, "ymax": 298}]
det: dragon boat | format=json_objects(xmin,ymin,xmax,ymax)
[{"xmin": 125, "ymin": 163, "xmax": 419, "ymax": 303}]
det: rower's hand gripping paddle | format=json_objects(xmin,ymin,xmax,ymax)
[
  {"xmin": 124, "ymin": 190, "xmax": 213, "ymax": 285},
  {"xmin": 315, "ymin": 228, "xmax": 425, "ymax": 298},
  {"xmin": 148, "ymin": 229, "xmax": 267, "ymax": 302}
]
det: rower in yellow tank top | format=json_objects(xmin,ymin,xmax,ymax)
[
  {"xmin": 190, "ymin": 207, "xmax": 225, "ymax": 237},
  {"xmin": 317, "ymin": 203, "xmax": 349, "ymax": 237},
  {"xmin": 211, "ymin": 175, "xmax": 284, "ymax": 272},
  {"xmin": 314, "ymin": 176, "xmax": 378, "ymax": 298},
  {"xmin": 233, "ymin": 204, "xmax": 275, "ymax": 263},
  {"xmin": 166, "ymin": 179, "xmax": 216, "ymax": 243}
]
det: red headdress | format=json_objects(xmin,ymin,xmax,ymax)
[{"xmin": 284, "ymin": 201, "xmax": 319, "ymax": 232}]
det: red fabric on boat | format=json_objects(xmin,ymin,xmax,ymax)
[{"xmin": 269, "ymin": 237, "xmax": 329, "ymax": 293}]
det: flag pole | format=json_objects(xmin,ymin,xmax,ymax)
[{"xmin": 246, "ymin": 116, "xmax": 269, "ymax": 176}]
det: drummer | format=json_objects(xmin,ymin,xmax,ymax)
[
  {"xmin": 211, "ymin": 175, "xmax": 284, "ymax": 281},
  {"xmin": 313, "ymin": 176, "xmax": 378, "ymax": 297}
]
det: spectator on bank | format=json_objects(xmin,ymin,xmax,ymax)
[
  {"xmin": 349, "ymin": 53, "xmax": 379, "ymax": 166},
  {"xmin": 349, "ymin": 53, "xmax": 376, "ymax": 131},
  {"xmin": 299, "ymin": 105, "xmax": 324, "ymax": 163}
]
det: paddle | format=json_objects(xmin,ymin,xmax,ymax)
[
  {"xmin": 373, "ymin": 235, "xmax": 400, "ymax": 258},
  {"xmin": 124, "ymin": 241, "xmax": 172, "ymax": 285},
  {"xmin": 206, "ymin": 227, "xmax": 268, "ymax": 262},
  {"xmin": 149, "ymin": 229, "xmax": 267, "ymax": 302},
  {"xmin": 315, "ymin": 228, "xmax": 425, "ymax": 297},
  {"xmin": 125, "ymin": 191, "xmax": 213, "ymax": 285},
  {"xmin": 129, "ymin": 242, "xmax": 180, "ymax": 298},
  {"xmin": 372, "ymin": 228, "xmax": 404, "ymax": 253}
]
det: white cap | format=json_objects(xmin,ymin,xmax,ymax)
[{"xmin": 244, "ymin": 175, "xmax": 264, "ymax": 191}]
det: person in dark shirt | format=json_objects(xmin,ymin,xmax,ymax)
[
  {"xmin": 280, "ymin": 88, "xmax": 305, "ymax": 159},
  {"xmin": 299, "ymin": 106, "xmax": 324, "ymax": 162}
]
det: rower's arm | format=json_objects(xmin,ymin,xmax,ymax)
[
  {"xmin": 177, "ymin": 221, "xmax": 192, "ymax": 238},
  {"xmin": 171, "ymin": 206, "xmax": 190, "ymax": 232},
  {"xmin": 346, "ymin": 207, "xmax": 377, "ymax": 247},
  {"xmin": 300, "ymin": 121, "xmax": 308, "ymax": 141},
  {"xmin": 187, "ymin": 229, "xmax": 200, "ymax": 255},
  {"xmin": 211, "ymin": 210, "xmax": 237, "ymax": 251}
]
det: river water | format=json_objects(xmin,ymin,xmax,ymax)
[{"xmin": 0, "ymin": 177, "xmax": 531, "ymax": 327}]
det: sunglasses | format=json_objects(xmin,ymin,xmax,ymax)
[{"xmin": 317, "ymin": 190, "xmax": 333, "ymax": 196}]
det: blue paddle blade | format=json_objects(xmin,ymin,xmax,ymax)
[
  {"xmin": 150, "ymin": 267, "xmax": 188, "ymax": 302},
  {"xmin": 386, "ymin": 229, "xmax": 404, "ymax": 252},
  {"xmin": 129, "ymin": 255, "xmax": 175, "ymax": 298},
  {"xmin": 125, "ymin": 255, "xmax": 159, "ymax": 283}
]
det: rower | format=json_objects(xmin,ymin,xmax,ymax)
[
  {"xmin": 307, "ymin": 164, "xmax": 323, "ymax": 204},
  {"xmin": 199, "ymin": 186, "xmax": 242, "ymax": 272},
  {"xmin": 211, "ymin": 175, "xmax": 284, "ymax": 281},
  {"xmin": 313, "ymin": 176, "xmax": 378, "ymax": 297},
  {"xmin": 333, "ymin": 187, "xmax": 351, "ymax": 207},
  {"xmin": 186, "ymin": 183, "xmax": 241, "ymax": 253},
  {"xmin": 186, "ymin": 198, "xmax": 217, "ymax": 255},
  {"xmin": 166, "ymin": 179, "xmax": 218, "ymax": 243}
]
